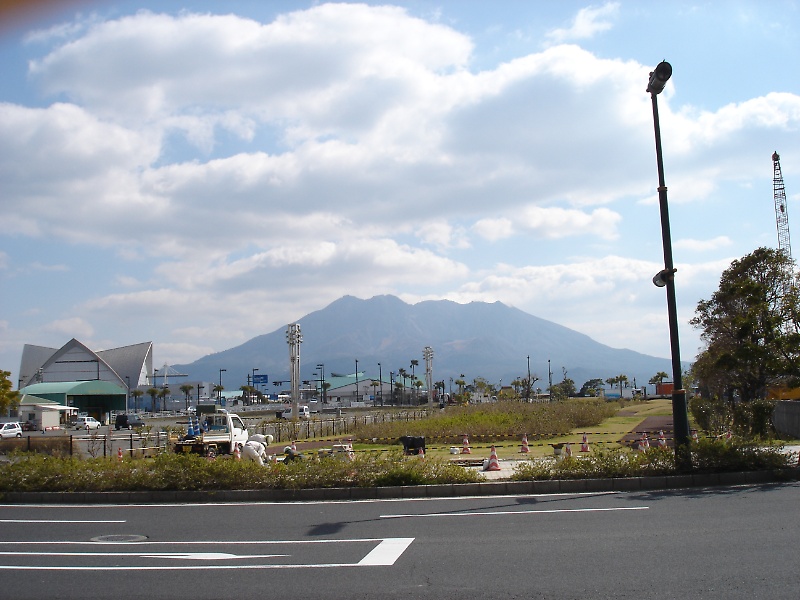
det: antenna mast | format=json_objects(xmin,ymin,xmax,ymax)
[{"xmin": 773, "ymin": 151, "xmax": 792, "ymax": 261}]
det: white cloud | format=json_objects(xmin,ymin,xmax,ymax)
[
  {"xmin": 546, "ymin": 2, "xmax": 620, "ymax": 44},
  {"xmin": 674, "ymin": 236, "xmax": 733, "ymax": 252},
  {"xmin": 42, "ymin": 317, "xmax": 94, "ymax": 338},
  {"xmin": 3, "ymin": 3, "xmax": 800, "ymax": 380}
]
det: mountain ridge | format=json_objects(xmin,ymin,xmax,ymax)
[{"xmin": 174, "ymin": 294, "xmax": 676, "ymax": 392}]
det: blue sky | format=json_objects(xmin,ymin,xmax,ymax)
[{"xmin": 2, "ymin": 1, "xmax": 800, "ymax": 388}]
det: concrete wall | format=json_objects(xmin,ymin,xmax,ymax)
[{"xmin": 773, "ymin": 401, "xmax": 800, "ymax": 438}]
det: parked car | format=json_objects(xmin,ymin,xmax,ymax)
[
  {"xmin": 114, "ymin": 413, "xmax": 145, "ymax": 430},
  {"xmin": 0, "ymin": 422, "xmax": 23, "ymax": 438},
  {"xmin": 75, "ymin": 416, "xmax": 102, "ymax": 430},
  {"xmin": 277, "ymin": 405, "xmax": 311, "ymax": 420}
]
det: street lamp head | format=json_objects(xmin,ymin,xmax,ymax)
[
  {"xmin": 653, "ymin": 267, "xmax": 677, "ymax": 288},
  {"xmin": 647, "ymin": 60, "xmax": 672, "ymax": 95}
]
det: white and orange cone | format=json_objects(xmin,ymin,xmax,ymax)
[
  {"xmin": 564, "ymin": 442, "xmax": 572, "ymax": 458},
  {"xmin": 691, "ymin": 429, "xmax": 699, "ymax": 442},
  {"xmin": 461, "ymin": 434, "xmax": 471, "ymax": 454},
  {"xmin": 484, "ymin": 445, "xmax": 501, "ymax": 471},
  {"xmin": 117, "ymin": 447, "xmax": 123, "ymax": 462},
  {"xmin": 725, "ymin": 430, "xmax": 732, "ymax": 443},
  {"xmin": 520, "ymin": 434, "xmax": 530, "ymax": 453},
  {"xmin": 234, "ymin": 444, "xmax": 241, "ymax": 461},
  {"xmin": 291, "ymin": 440, "xmax": 297, "ymax": 452},
  {"xmin": 657, "ymin": 430, "xmax": 667, "ymax": 448},
  {"xmin": 580, "ymin": 433, "xmax": 589, "ymax": 452},
  {"xmin": 639, "ymin": 433, "xmax": 649, "ymax": 452}
]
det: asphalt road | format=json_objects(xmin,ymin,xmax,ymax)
[{"xmin": 1, "ymin": 482, "xmax": 798, "ymax": 600}]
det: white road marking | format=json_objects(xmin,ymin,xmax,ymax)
[
  {"xmin": 0, "ymin": 552, "xmax": 287, "ymax": 560},
  {"xmin": 0, "ymin": 519, "xmax": 126, "ymax": 523},
  {"xmin": 381, "ymin": 506, "xmax": 649, "ymax": 518},
  {"xmin": 358, "ymin": 538, "xmax": 414, "ymax": 566},
  {"xmin": 0, "ymin": 538, "xmax": 414, "ymax": 570}
]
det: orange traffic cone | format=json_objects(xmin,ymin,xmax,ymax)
[
  {"xmin": 484, "ymin": 445, "xmax": 501, "ymax": 471},
  {"xmin": 580, "ymin": 433, "xmax": 589, "ymax": 452},
  {"xmin": 638, "ymin": 433, "xmax": 649, "ymax": 452},
  {"xmin": 564, "ymin": 442, "xmax": 572, "ymax": 458},
  {"xmin": 691, "ymin": 429, "xmax": 699, "ymax": 442},
  {"xmin": 117, "ymin": 447, "xmax": 123, "ymax": 462},
  {"xmin": 520, "ymin": 434, "xmax": 530, "ymax": 453},
  {"xmin": 234, "ymin": 444, "xmax": 241, "ymax": 461},
  {"xmin": 725, "ymin": 430, "xmax": 732, "ymax": 443},
  {"xmin": 657, "ymin": 431, "xmax": 667, "ymax": 448},
  {"xmin": 461, "ymin": 434, "xmax": 471, "ymax": 454},
  {"xmin": 291, "ymin": 440, "xmax": 297, "ymax": 452}
]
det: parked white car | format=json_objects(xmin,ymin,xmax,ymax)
[
  {"xmin": 278, "ymin": 405, "xmax": 311, "ymax": 420},
  {"xmin": 0, "ymin": 422, "xmax": 23, "ymax": 438},
  {"xmin": 75, "ymin": 416, "xmax": 102, "ymax": 430}
]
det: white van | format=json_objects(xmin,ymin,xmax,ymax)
[{"xmin": 279, "ymin": 405, "xmax": 311, "ymax": 420}]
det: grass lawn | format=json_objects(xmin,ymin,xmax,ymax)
[{"xmin": 342, "ymin": 399, "xmax": 675, "ymax": 461}]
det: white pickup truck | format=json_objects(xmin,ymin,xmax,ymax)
[{"xmin": 174, "ymin": 409, "xmax": 249, "ymax": 457}]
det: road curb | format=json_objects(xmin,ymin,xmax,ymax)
[{"xmin": 2, "ymin": 468, "xmax": 798, "ymax": 504}]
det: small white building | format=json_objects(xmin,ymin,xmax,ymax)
[{"xmin": 17, "ymin": 394, "xmax": 77, "ymax": 430}]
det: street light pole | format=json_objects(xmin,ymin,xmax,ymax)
[
  {"xmin": 647, "ymin": 60, "xmax": 691, "ymax": 467},
  {"xmin": 354, "ymin": 359, "xmax": 359, "ymax": 404},
  {"xmin": 526, "ymin": 355, "xmax": 531, "ymax": 402},
  {"xmin": 252, "ymin": 368, "xmax": 259, "ymax": 405},
  {"xmin": 218, "ymin": 368, "xmax": 226, "ymax": 405},
  {"xmin": 378, "ymin": 362, "xmax": 382, "ymax": 407}
]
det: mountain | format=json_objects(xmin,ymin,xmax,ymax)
[{"xmin": 174, "ymin": 295, "xmax": 676, "ymax": 392}]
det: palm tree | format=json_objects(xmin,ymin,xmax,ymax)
[
  {"xmin": 180, "ymin": 384, "xmax": 193, "ymax": 411},
  {"xmin": 146, "ymin": 387, "xmax": 158, "ymax": 412},
  {"xmin": 157, "ymin": 387, "xmax": 170, "ymax": 412},
  {"xmin": 434, "ymin": 380, "xmax": 446, "ymax": 404},
  {"xmin": 410, "ymin": 360, "xmax": 419, "ymax": 403},
  {"xmin": 131, "ymin": 389, "xmax": 144, "ymax": 412},
  {"xmin": 398, "ymin": 368, "xmax": 408, "ymax": 405},
  {"xmin": 649, "ymin": 371, "xmax": 669, "ymax": 385}
]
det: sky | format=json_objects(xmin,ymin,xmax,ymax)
[{"xmin": 2, "ymin": 1, "xmax": 800, "ymax": 388}]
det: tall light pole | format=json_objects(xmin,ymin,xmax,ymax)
[
  {"xmin": 378, "ymin": 362, "xmax": 383, "ymax": 407},
  {"xmin": 317, "ymin": 363, "xmax": 325, "ymax": 404},
  {"xmin": 218, "ymin": 369, "xmax": 226, "ymax": 404},
  {"xmin": 354, "ymin": 359, "xmax": 359, "ymax": 404},
  {"xmin": 526, "ymin": 355, "xmax": 531, "ymax": 402},
  {"xmin": 286, "ymin": 323, "xmax": 302, "ymax": 419},
  {"xmin": 423, "ymin": 346, "xmax": 434, "ymax": 408},
  {"xmin": 252, "ymin": 368, "xmax": 259, "ymax": 405},
  {"xmin": 647, "ymin": 60, "xmax": 690, "ymax": 468}
]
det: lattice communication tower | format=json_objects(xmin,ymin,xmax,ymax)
[{"xmin": 773, "ymin": 151, "xmax": 792, "ymax": 261}]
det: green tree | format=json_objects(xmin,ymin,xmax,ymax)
[
  {"xmin": 157, "ymin": 387, "xmax": 170, "ymax": 412},
  {"xmin": 0, "ymin": 370, "xmax": 20, "ymax": 415},
  {"xmin": 146, "ymin": 387, "xmax": 158, "ymax": 412},
  {"xmin": 180, "ymin": 384, "xmax": 194, "ymax": 411},
  {"xmin": 690, "ymin": 247, "xmax": 800, "ymax": 402},
  {"xmin": 131, "ymin": 389, "xmax": 144, "ymax": 412},
  {"xmin": 579, "ymin": 378, "xmax": 605, "ymax": 397},
  {"xmin": 649, "ymin": 371, "xmax": 669, "ymax": 386}
]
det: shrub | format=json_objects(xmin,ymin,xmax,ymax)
[
  {"xmin": 511, "ymin": 439, "xmax": 792, "ymax": 481},
  {"xmin": 0, "ymin": 450, "xmax": 483, "ymax": 494},
  {"xmin": 351, "ymin": 399, "xmax": 618, "ymax": 444}
]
